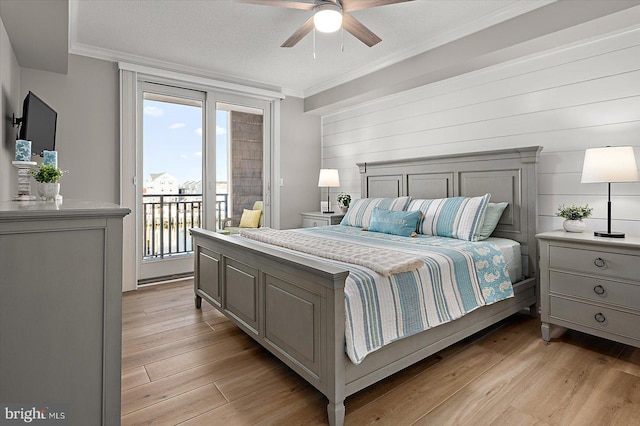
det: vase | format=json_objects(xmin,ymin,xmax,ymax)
[
  {"xmin": 340, "ymin": 206, "xmax": 348, "ymax": 214},
  {"xmin": 38, "ymin": 182, "xmax": 60, "ymax": 201},
  {"xmin": 563, "ymin": 219, "xmax": 585, "ymax": 233}
]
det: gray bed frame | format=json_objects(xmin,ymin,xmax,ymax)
[{"xmin": 191, "ymin": 146, "xmax": 542, "ymax": 425}]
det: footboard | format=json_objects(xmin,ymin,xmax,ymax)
[{"xmin": 191, "ymin": 228, "xmax": 349, "ymax": 423}]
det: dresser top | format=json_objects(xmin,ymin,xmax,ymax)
[
  {"xmin": 0, "ymin": 199, "xmax": 130, "ymax": 220},
  {"xmin": 536, "ymin": 230, "xmax": 640, "ymax": 249}
]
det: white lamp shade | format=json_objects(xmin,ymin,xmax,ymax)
[
  {"xmin": 313, "ymin": 6, "xmax": 343, "ymax": 33},
  {"xmin": 581, "ymin": 146, "xmax": 639, "ymax": 183},
  {"xmin": 318, "ymin": 169, "xmax": 340, "ymax": 187}
]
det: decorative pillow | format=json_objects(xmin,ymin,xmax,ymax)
[
  {"xmin": 477, "ymin": 202, "xmax": 509, "ymax": 240},
  {"xmin": 340, "ymin": 196, "xmax": 411, "ymax": 228},
  {"xmin": 239, "ymin": 209, "xmax": 262, "ymax": 228},
  {"xmin": 368, "ymin": 208, "xmax": 421, "ymax": 237},
  {"xmin": 407, "ymin": 194, "xmax": 491, "ymax": 241}
]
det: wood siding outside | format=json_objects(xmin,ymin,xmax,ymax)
[{"xmin": 321, "ymin": 28, "xmax": 640, "ymax": 235}]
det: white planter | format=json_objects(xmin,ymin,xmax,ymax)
[
  {"xmin": 563, "ymin": 219, "xmax": 585, "ymax": 233},
  {"xmin": 340, "ymin": 206, "xmax": 348, "ymax": 214},
  {"xmin": 38, "ymin": 182, "xmax": 60, "ymax": 201}
]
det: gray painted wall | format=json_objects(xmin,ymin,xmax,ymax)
[
  {"xmin": 279, "ymin": 96, "xmax": 321, "ymax": 229},
  {"xmin": 20, "ymin": 54, "xmax": 120, "ymax": 203},
  {"xmin": 320, "ymin": 27, "xmax": 640, "ymax": 236},
  {"xmin": 0, "ymin": 16, "xmax": 21, "ymax": 201}
]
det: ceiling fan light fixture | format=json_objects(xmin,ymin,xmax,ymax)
[{"xmin": 313, "ymin": 4, "xmax": 343, "ymax": 33}]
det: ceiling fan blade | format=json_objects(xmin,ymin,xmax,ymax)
[
  {"xmin": 281, "ymin": 16, "xmax": 315, "ymax": 47},
  {"xmin": 234, "ymin": 0, "xmax": 315, "ymax": 11},
  {"xmin": 341, "ymin": 0, "xmax": 413, "ymax": 12},
  {"xmin": 342, "ymin": 13, "xmax": 382, "ymax": 47}
]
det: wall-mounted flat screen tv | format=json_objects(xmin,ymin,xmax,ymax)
[{"xmin": 18, "ymin": 91, "xmax": 57, "ymax": 156}]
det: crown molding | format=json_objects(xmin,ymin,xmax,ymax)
[{"xmin": 71, "ymin": 40, "xmax": 289, "ymax": 98}]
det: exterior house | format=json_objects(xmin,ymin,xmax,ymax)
[
  {"xmin": 180, "ymin": 179, "xmax": 202, "ymax": 195},
  {"xmin": 144, "ymin": 172, "xmax": 179, "ymax": 194}
]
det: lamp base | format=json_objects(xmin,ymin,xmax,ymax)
[
  {"xmin": 594, "ymin": 231, "xmax": 625, "ymax": 238},
  {"xmin": 322, "ymin": 210, "xmax": 334, "ymax": 214}
]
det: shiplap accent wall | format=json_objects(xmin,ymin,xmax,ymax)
[{"xmin": 321, "ymin": 28, "xmax": 640, "ymax": 235}]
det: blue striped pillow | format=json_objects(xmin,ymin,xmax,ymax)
[
  {"xmin": 407, "ymin": 194, "xmax": 491, "ymax": 241},
  {"xmin": 340, "ymin": 197, "xmax": 412, "ymax": 228}
]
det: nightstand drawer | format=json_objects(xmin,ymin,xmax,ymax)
[
  {"xmin": 549, "ymin": 271, "xmax": 640, "ymax": 310},
  {"xmin": 303, "ymin": 217, "xmax": 330, "ymax": 228},
  {"xmin": 549, "ymin": 245, "xmax": 640, "ymax": 282},
  {"xmin": 550, "ymin": 296, "xmax": 640, "ymax": 341},
  {"xmin": 300, "ymin": 212, "xmax": 344, "ymax": 228}
]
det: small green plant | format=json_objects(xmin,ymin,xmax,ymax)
[
  {"xmin": 556, "ymin": 204, "xmax": 592, "ymax": 221},
  {"xmin": 30, "ymin": 164, "xmax": 63, "ymax": 183},
  {"xmin": 337, "ymin": 192, "xmax": 351, "ymax": 208}
]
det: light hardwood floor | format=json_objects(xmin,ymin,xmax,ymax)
[{"xmin": 122, "ymin": 280, "xmax": 640, "ymax": 425}]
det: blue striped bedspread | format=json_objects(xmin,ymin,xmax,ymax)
[{"xmin": 291, "ymin": 225, "xmax": 514, "ymax": 364}]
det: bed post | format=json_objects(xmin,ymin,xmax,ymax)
[
  {"xmin": 326, "ymin": 276, "xmax": 346, "ymax": 426},
  {"xmin": 520, "ymin": 146, "xmax": 541, "ymax": 318}
]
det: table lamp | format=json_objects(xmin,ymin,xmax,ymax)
[
  {"xmin": 318, "ymin": 169, "xmax": 340, "ymax": 214},
  {"xmin": 581, "ymin": 146, "xmax": 639, "ymax": 238}
]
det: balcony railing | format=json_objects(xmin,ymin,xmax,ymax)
[{"xmin": 142, "ymin": 193, "xmax": 228, "ymax": 260}]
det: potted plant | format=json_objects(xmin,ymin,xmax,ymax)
[
  {"xmin": 337, "ymin": 193, "xmax": 351, "ymax": 214},
  {"xmin": 30, "ymin": 164, "xmax": 64, "ymax": 201},
  {"xmin": 556, "ymin": 204, "xmax": 592, "ymax": 233}
]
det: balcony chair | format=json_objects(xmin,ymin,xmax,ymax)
[{"xmin": 221, "ymin": 200, "xmax": 263, "ymax": 235}]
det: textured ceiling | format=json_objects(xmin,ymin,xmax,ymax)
[{"xmin": 69, "ymin": 0, "xmax": 554, "ymax": 96}]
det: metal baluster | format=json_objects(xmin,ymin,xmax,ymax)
[
  {"xmin": 151, "ymin": 202, "xmax": 156, "ymax": 257},
  {"xmin": 168, "ymin": 200, "xmax": 172, "ymax": 255},
  {"xmin": 143, "ymin": 203, "xmax": 148, "ymax": 256},
  {"xmin": 182, "ymin": 201, "xmax": 187, "ymax": 252},
  {"xmin": 190, "ymin": 201, "xmax": 195, "ymax": 251},
  {"xmin": 159, "ymin": 196, "xmax": 164, "ymax": 258},
  {"xmin": 176, "ymin": 202, "xmax": 182, "ymax": 253}
]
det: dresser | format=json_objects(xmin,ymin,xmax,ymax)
[
  {"xmin": 536, "ymin": 231, "xmax": 640, "ymax": 347},
  {"xmin": 300, "ymin": 211, "xmax": 345, "ymax": 228},
  {"xmin": 0, "ymin": 199, "xmax": 130, "ymax": 425}
]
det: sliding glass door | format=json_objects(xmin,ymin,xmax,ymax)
[
  {"xmin": 214, "ymin": 100, "xmax": 267, "ymax": 231},
  {"xmin": 134, "ymin": 82, "xmax": 273, "ymax": 285},
  {"xmin": 138, "ymin": 83, "xmax": 205, "ymax": 283}
]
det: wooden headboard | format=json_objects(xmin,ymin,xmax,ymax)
[{"xmin": 357, "ymin": 146, "xmax": 542, "ymax": 278}]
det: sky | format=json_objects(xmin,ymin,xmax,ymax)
[{"xmin": 142, "ymin": 99, "xmax": 228, "ymax": 186}]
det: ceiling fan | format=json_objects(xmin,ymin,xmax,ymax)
[{"xmin": 236, "ymin": 0, "xmax": 414, "ymax": 48}]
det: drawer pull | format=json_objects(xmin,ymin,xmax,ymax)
[
  {"xmin": 594, "ymin": 313, "xmax": 606, "ymax": 323},
  {"xmin": 593, "ymin": 258, "xmax": 606, "ymax": 268},
  {"xmin": 593, "ymin": 285, "xmax": 605, "ymax": 295}
]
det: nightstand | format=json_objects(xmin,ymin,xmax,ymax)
[
  {"xmin": 300, "ymin": 212, "xmax": 345, "ymax": 228},
  {"xmin": 536, "ymin": 231, "xmax": 640, "ymax": 348}
]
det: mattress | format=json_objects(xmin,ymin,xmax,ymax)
[
  {"xmin": 485, "ymin": 237, "xmax": 522, "ymax": 283},
  {"xmin": 240, "ymin": 225, "xmax": 516, "ymax": 364}
]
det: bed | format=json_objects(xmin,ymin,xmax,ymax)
[{"xmin": 191, "ymin": 146, "xmax": 541, "ymax": 425}]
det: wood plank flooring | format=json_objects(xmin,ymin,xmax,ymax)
[{"xmin": 122, "ymin": 280, "xmax": 640, "ymax": 425}]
